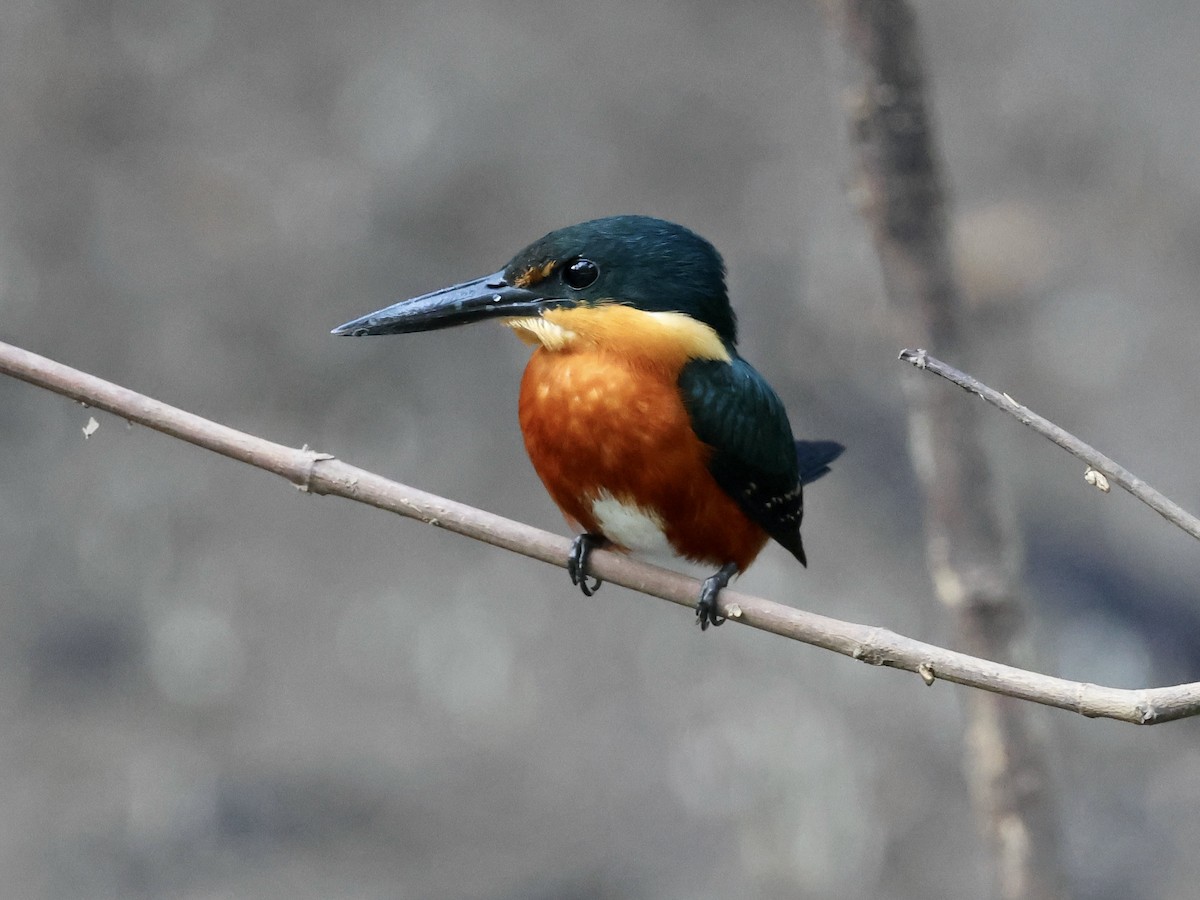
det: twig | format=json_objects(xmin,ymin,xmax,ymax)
[
  {"xmin": 899, "ymin": 348, "xmax": 1200, "ymax": 542},
  {"xmin": 2, "ymin": 338, "xmax": 1199, "ymax": 725}
]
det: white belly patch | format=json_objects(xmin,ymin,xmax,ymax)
[{"xmin": 589, "ymin": 492, "xmax": 674, "ymax": 558}]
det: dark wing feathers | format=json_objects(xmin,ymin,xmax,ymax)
[
  {"xmin": 678, "ymin": 357, "xmax": 813, "ymax": 563},
  {"xmin": 795, "ymin": 439, "xmax": 845, "ymax": 486}
]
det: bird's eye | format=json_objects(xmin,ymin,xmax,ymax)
[{"xmin": 562, "ymin": 258, "xmax": 600, "ymax": 290}]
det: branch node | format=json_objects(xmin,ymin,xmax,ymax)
[
  {"xmin": 918, "ymin": 662, "xmax": 936, "ymax": 686},
  {"xmin": 294, "ymin": 446, "xmax": 337, "ymax": 493},
  {"xmin": 898, "ymin": 347, "xmax": 928, "ymax": 368},
  {"xmin": 1073, "ymin": 681, "xmax": 1099, "ymax": 717},
  {"xmin": 852, "ymin": 632, "xmax": 887, "ymax": 666},
  {"xmin": 1136, "ymin": 697, "xmax": 1158, "ymax": 725},
  {"xmin": 1084, "ymin": 467, "xmax": 1111, "ymax": 493}
]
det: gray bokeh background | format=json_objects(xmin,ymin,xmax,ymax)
[{"xmin": 3, "ymin": 1, "xmax": 1200, "ymax": 898}]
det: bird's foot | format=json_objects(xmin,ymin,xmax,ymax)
[
  {"xmin": 568, "ymin": 533, "xmax": 609, "ymax": 597},
  {"xmin": 696, "ymin": 562, "xmax": 739, "ymax": 631}
]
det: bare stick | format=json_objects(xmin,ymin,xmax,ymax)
[
  {"xmin": 900, "ymin": 348, "xmax": 1200, "ymax": 542},
  {"xmin": 2, "ymin": 337, "xmax": 1199, "ymax": 725}
]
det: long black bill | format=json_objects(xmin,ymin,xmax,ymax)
[{"xmin": 331, "ymin": 271, "xmax": 561, "ymax": 336}]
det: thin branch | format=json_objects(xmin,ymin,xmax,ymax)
[
  {"xmin": 900, "ymin": 348, "xmax": 1200, "ymax": 542},
  {"xmin": 2, "ymin": 337, "xmax": 1199, "ymax": 725}
]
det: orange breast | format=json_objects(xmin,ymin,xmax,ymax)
[{"xmin": 518, "ymin": 346, "xmax": 769, "ymax": 571}]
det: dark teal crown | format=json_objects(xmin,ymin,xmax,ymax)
[{"xmin": 505, "ymin": 215, "xmax": 738, "ymax": 345}]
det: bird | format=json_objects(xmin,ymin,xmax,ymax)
[{"xmin": 332, "ymin": 215, "xmax": 843, "ymax": 630}]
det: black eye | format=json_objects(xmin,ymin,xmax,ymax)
[{"xmin": 562, "ymin": 258, "xmax": 599, "ymax": 290}]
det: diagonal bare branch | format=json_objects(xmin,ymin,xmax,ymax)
[
  {"xmin": 900, "ymin": 348, "xmax": 1200, "ymax": 542},
  {"xmin": 2, "ymin": 338, "xmax": 1199, "ymax": 725}
]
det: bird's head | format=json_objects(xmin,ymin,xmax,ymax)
[{"xmin": 332, "ymin": 215, "xmax": 738, "ymax": 348}]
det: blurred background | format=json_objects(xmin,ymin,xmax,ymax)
[{"xmin": 2, "ymin": 0, "xmax": 1199, "ymax": 897}]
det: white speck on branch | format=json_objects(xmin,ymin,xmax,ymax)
[{"xmin": 2, "ymin": 337, "xmax": 1198, "ymax": 726}]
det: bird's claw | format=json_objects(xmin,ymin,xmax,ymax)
[
  {"xmin": 696, "ymin": 562, "xmax": 739, "ymax": 631},
  {"xmin": 568, "ymin": 533, "xmax": 608, "ymax": 597}
]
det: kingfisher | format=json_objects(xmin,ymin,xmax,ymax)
[{"xmin": 332, "ymin": 215, "xmax": 843, "ymax": 629}]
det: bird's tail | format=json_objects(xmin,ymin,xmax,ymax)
[{"xmin": 795, "ymin": 440, "xmax": 845, "ymax": 486}]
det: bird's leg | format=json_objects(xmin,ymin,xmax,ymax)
[
  {"xmin": 696, "ymin": 562, "xmax": 739, "ymax": 631},
  {"xmin": 568, "ymin": 533, "xmax": 610, "ymax": 597}
]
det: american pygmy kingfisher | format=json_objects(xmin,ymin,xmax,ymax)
[{"xmin": 333, "ymin": 215, "xmax": 843, "ymax": 630}]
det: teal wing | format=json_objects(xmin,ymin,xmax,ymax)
[
  {"xmin": 795, "ymin": 439, "xmax": 845, "ymax": 487},
  {"xmin": 678, "ymin": 356, "xmax": 815, "ymax": 564}
]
